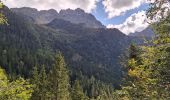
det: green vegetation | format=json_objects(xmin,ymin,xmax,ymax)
[
  {"xmin": 0, "ymin": 67, "xmax": 33, "ymax": 100},
  {"xmin": 30, "ymin": 52, "xmax": 114, "ymax": 100},
  {"xmin": 0, "ymin": 5, "xmax": 124, "ymax": 85},
  {"xmin": 112, "ymin": 0, "xmax": 170, "ymax": 99},
  {"xmin": 31, "ymin": 53, "xmax": 71, "ymax": 100},
  {"xmin": 49, "ymin": 52, "xmax": 70, "ymax": 100},
  {"xmin": 0, "ymin": 0, "xmax": 169, "ymax": 99},
  {"xmin": 71, "ymin": 80, "xmax": 87, "ymax": 100},
  {"xmin": 0, "ymin": 1, "xmax": 7, "ymax": 24}
]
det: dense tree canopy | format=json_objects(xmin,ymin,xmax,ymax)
[
  {"xmin": 114, "ymin": 0, "xmax": 170, "ymax": 99},
  {"xmin": 0, "ymin": 1, "xmax": 7, "ymax": 24},
  {"xmin": 0, "ymin": 67, "xmax": 33, "ymax": 100},
  {"xmin": 0, "ymin": 0, "xmax": 170, "ymax": 99}
]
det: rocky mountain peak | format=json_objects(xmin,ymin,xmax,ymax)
[
  {"xmin": 11, "ymin": 7, "xmax": 105, "ymax": 28},
  {"xmin": 58, "ymin": 8, "xmax": 105, "ymax": 28},
  {"xmin": 75, "ymin": 8, "xmax": 85, "ymax": 13},
  {"xmin": 59, "ymin": 8, "xmax": 85, "ymax": 15},
  {"xmin": 12, "ymin": 7, "xmax": 38, "ymax": 17},
  {"xmin": 39, "ymin": 9, "xmax": 58, "ymax": 14}
]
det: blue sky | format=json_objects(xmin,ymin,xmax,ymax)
[
  {"xmin": 92, "ymin": 1, "xmax": 149, "ymax": 25},
  {"xmin": 2, "ymin": 0, "xmax": 150, "ymax": 34}
]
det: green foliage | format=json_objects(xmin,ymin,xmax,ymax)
[
  {"xmin": 31, "ymin": 53, "xmax": 72, "ymax": 99},
  {"xmin": 49, "ymin": 52, "xmax": 71, "ymax": 100},
  {"xmin": 71, "ymin": 80, "xmax": 87, "ymax": 100},
  {"xmin": 78, "ymin": 75, "xmax": 114, "ymax": 100},
  {"xmin": 31, "ymin": 66, "xmax": 50, "ymax": 100},
  {"xmin": 0, "ymin": 6, "xmax": 124, "ymax": 86},
  {"xmin": 116, "ymin": 3, "xmax": 170, "ymax": 98},
  {"xmin": 3, "ymin": 1, "xmax": 170, "ymax": 99},
  {"xmin": 31, "ymin": 66, "xmax": 40, "ymax": 99},
  {"xmin": 147, "ymin": 0, "xmax": 170, "ymax": 21},
  {"xmin": 39, "ymin": 66, "xmax": 49, "ymax": 99},
  {"xmin": 0, "ymin": 67, "xmax": 33, "ymax": 100},
  {"xmin": 0, "ymin": 1, "xmax": 7, "ymax": 24},
  {"xmin": 29, "ymin": 53, "xmax": 115, "ymax": 100},
  {"xmin": 0, "ymin": 67, "xmax": 8, "ymax": 87}
]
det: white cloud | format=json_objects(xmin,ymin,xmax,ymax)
[
  {"xmin": 2, "ymin": 0, "xmax": 99, "ymax": 12},
  {"xmin": 102, "ymin": 0, "xmax": 147, "ymax": 18},
  {"xmin": 107, "ymin": 11, "xmax": 149, "ymax": 35}
]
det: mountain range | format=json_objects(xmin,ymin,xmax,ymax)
[
  {"xmin": 0, "ymin": 6, "xmax": 154, "ymax": 86},
  {"xmin": 129, "ymin": 27, "xmax": 155, "ymax": 37},
  {"xmin": 11, "ymin": 7, "xmax": 105, "ymax": 28}
]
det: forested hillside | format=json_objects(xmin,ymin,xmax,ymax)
[
  {"xmin": 0, "ymin": 6, "xmax": 130, "ymax": 85},
  {"xmin": 0, "ymin": 0, "xmax": 170, "ymax": 99}
]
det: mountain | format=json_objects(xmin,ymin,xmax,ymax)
[
  {"xmin": 58, "ymin": 8, "xmax": 105, "ymax": 28},
  {"xmin": 11, "ymin": 7, "xmax": 59, "ymax": 24},
  {"xmin": 11, "ymin": 7, "xmax": 105, "ymax": 28},
  {"xmin": 46, "ymin": 19, "xmax": 130, "ymax": 84},
  {"xmin": 0, "ymin": 6, "xmax": 131, "ymax": 86},
  {"xmin": 129, "ymin": 27, "xmax": 155, "ymax": 37}
]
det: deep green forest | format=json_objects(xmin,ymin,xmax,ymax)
[{"xmin": 0, "ymin": 0, "xmax": 170, "ymax": 100}]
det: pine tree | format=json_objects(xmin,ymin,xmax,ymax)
[
  {"xmin": 32, "ymin": 66, "xmax": 39, "ymax": 83},
  {"xmin": 31, "ymin": 66, "xmax": 40, "ymax": 100},
  {"xmin": 31, "ymin": 66, "xmax": 50, "ymax": 100},
  {"xmin": 71, "ymin": 80, "xmax": 87, "ymax": 100},
  {"xmin": 39, "ymin": 65, "xmax": 49, "ymax": 99},
  {"xmin": 49, "ymin": 52, "xmax": 71, "ymax": 100}
]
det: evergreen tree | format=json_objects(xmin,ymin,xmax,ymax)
[
  {"xmin": 39, "ymin": 65, "xmax": 49, "ymax": 99},
  {"xmin": 117, "ymin": 1, "xmax": 170, "ymax": 99},
  {"xmin": 32, "ymin": 66, "xmax": 39, "ymax": 85},
  {"xmin": 71, "ymin": 80, "xmax": 87, "ymax": 100},
  {"xmin": 31, "ymin": 66, "xmax": 49, "ymax": 100},
  {"xmin": 31, "ymin": 66, "xmax": 40, "ymax": 100},
  {"xmin": 49, "ymin": 52, "xmax": 71, "ymax": 100}
]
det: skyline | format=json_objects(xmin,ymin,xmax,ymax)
[{"xmin": 2, "ymin": 0, "xmax": 150, "ymax": 34}]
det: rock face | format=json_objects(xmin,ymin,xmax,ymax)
[
  {"xmin": 11, "ymin": 7, "xmax": 59, "ymax": 24},
  {"xmin": 11, "ymin": 7, "xmax": 105, "ymax": 28},
  {"xmin": 58, "ymin": 8, "xmax": 105, "ymax": 28}
]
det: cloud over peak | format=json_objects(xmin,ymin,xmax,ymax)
[
  {"xmin": 102, "ymin": 0, "xmax": 147, "ymax": 18},
  {"xmin": 107, "ymin": 11, "xmax": 149, "ymax": 35},
  {"xmin": 2, "ymin": 0, "xmax": 99, "ymax": 13},
  {"xmin": 2, "ymin": 0, "xmax": 150, "ymax": 34}
]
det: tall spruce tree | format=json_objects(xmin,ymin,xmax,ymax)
[
  {"xmin": 31, "ymin": 66, "xmax": 50, "ymax": 100},
  {"xmin": 71, "ymin": 80, "xmax": 87, "ymax": 100},
  {"xmin": 31, "ymin": 66, "xmax": 40, "ymax": 100},
  {"xmin": 49, "ymin": 52, "xmax": 70, "ymax": 100},
  {"xmin": 39, "ymin": 65, "xmax": 49, "ymax": 99}
]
